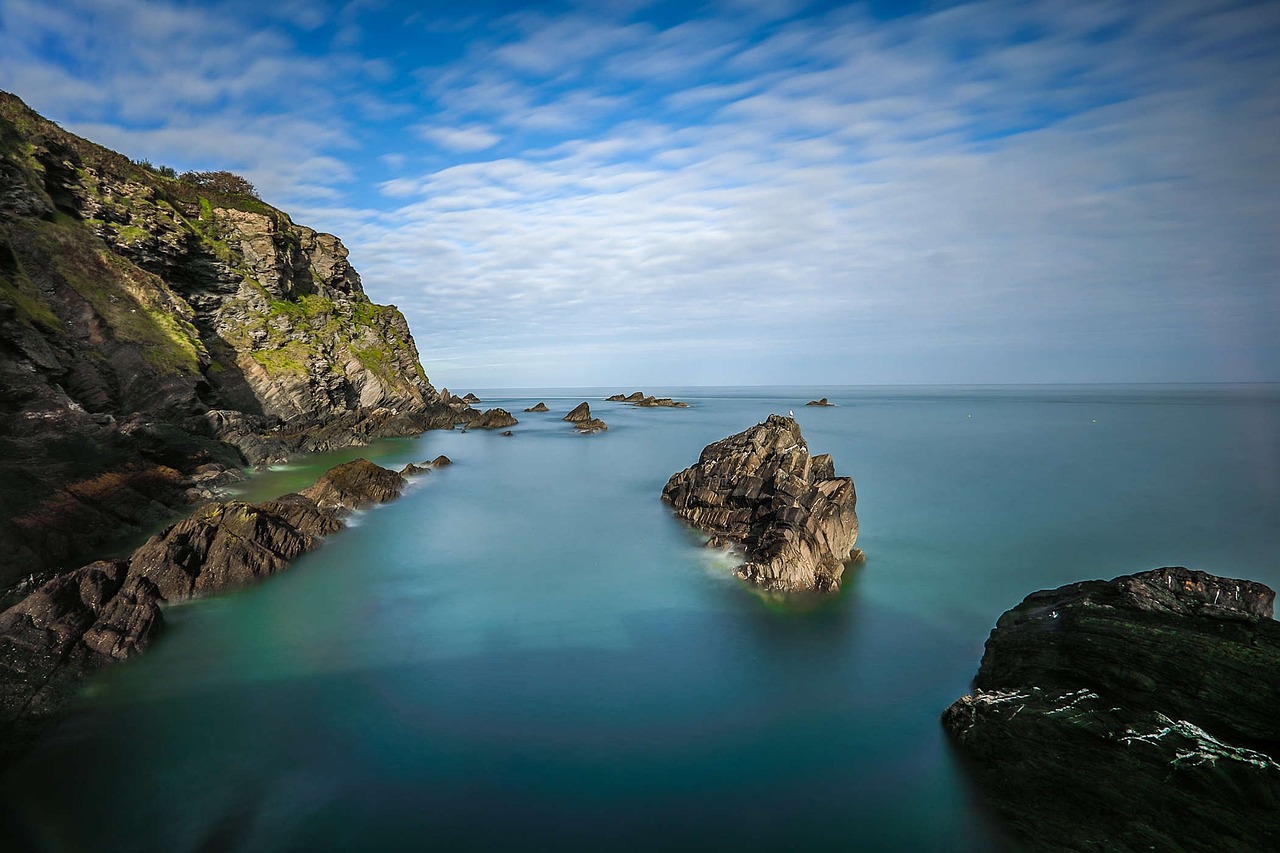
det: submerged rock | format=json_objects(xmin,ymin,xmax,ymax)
[
  {"xmin": 500, "ymin": 430, "xmax": 514, "ymax": 437},
  {"xmin": 466, "ymin": 408, "xmax": 518, "ymax": 429},
  {"xmin": 607, "ymin": 391, "xmax": 688, "ymax": 407},
  {"xmin": 806, "ymin": 397, "xmax": 834, "ymax": 407},
  {"xmin": 564, "ymin": 402, "xmax": 593, "ymax": 422},
  {"xmin": 524, "ymin": 402, "xmax": 550, "ymax": 412},
  {"xmin": 942, "ymin": 566, "xmax": 1280, "ymax": 852},
  {"xmin": 661, "ymin": 414, "xmax": 860, "ymax": 593}
]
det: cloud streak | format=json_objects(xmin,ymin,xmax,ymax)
[{"xmin": 2, "ymin": 0, "xmax": 1277, "ymax": 386}]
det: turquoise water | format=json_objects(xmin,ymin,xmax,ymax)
[{"xmin": 4, "ymin": 385, "xmax": 1279, "ymax": 851}]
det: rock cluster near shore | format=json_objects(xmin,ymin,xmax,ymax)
[
  {"xmin": 942, "ymin": 566, "xmax": 1280, "ymax": 852},
  {"xmin": 661, "ymin": 414, "xmax": 860, "ymax": 593},
  {"xmin": 0, "ymin": 457, "xmax": 439, "ymax": 764},
  {"xmin": 606, "ymin": 391, "xmax": 688, "ymax": 407}
]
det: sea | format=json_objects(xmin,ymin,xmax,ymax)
[{"xmin": 3, "ymin": 385, "xmax": 1278, "ymax": 851}]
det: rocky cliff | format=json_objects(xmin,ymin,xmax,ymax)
[
  {"xmin": 662, "ymin": 414, "xmax": 860, "ymax": 593},
  {"xmin": 0, "ymin": 91, "xmax": 459, "ymax": 584},
  {"xmin": 943, "ymin": 567, "xmax": 1280, "ymax": 852}
]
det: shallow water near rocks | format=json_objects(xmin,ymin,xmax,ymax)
[{"xmin": 4, "ymin": 385, "xmax": 1279, "ymax": 851}]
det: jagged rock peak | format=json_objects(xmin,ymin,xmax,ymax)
[
  {"xmin": 662, "ymin": 414, "xmax": 860, "ymax": 593},
  {"xmin": 564, "ymin": 402, "xmax": 592, "ymax": 422}
]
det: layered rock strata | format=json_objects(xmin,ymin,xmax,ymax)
[
  {"xmin": 0, "ymin": 457, "xmax": 410, "ymax": 763},
  {"xmin": 0, "ymin": 91, "xmax": 455, "ymax": 583},
  {"xmin": 564, "ymin": 402, "xmax": 592, "ymax": 422},
  {"xmin": 942, "ymin": 566, "xmax": 1280, "ymax": 852},
  {"xmin": 661, "ymin": 414, "xmax": 860, "ymax": 593}
]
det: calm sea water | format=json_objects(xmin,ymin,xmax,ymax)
[{"xmin": 4, "ymin": 385, "xmax": 1279, "ymax": 851}]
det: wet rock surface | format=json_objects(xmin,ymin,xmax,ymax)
[
  {"xmin": 574, "ymin": 418, "xmax": 608, "ymax": 434},
  {"xmin": 661, "ymin": 414, "xmax": 860, "ymax": 593},
  {"xmin": 805, "ymin": 397, "xmax": 833, "ymax": 406},
  {"xmin": 523, "ymin": 402, "xmax": 549, "ymax": 412},
  {"xmin": 942, "ymin": 566, "xmax": 1280, "ymax": 852}
]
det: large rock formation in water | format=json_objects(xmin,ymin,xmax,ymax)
[
  {"xmin": 0, "ymin": 458, "xmax": 407, "ymax": 763},
  {"xmin": 661, "ymin": 414, "xmax": 860, "ymax": 593},
  {"xmin": 0, "ymin": 91, "xmax": 457, "ymax": 583},
  {"xmin": 942, "ymin": 566, "xmax": 1280, "ymax": 852}
]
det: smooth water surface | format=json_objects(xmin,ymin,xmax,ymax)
[{"xmin": 4, "ymin": 385, "xmax": 1279, "ymax": 851}]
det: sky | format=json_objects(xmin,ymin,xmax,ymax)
[{"xmin": 1, "ymin": 0, "xmax": 1278, "ymax": 388}]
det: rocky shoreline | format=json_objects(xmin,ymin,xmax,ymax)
[
  {"xmin": 943, "ymin": 566, "xmax": 1280, "ymax": 851},
  {"xmin": 0, "ymin": 456, "xmax": 442, "ymax": 766}
]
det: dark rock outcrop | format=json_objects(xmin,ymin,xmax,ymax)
[
  {"xmin": 942, "ymin": 566, "xmax": 1280, "ymax": 852},
  {"xmin": 0, "ymin": 560, "xmax": 162, "ymax": 760},
  {"xmin": 299, "ymin": 458, "xmax": 405, "ymax": 512},
  {"xmin": 564, "ymin": 402, "xmax": 592, "ymax": 422},
  {"xmin": 462, "ymin": 393, "xmax": 481, "ymax": 404},
  {"xmin": 575, "ymin": 418, "xmax": 608, "ymax": 434},
  {"xmin": 606, "ymin": 391, "xmax": 688, "ymax": 407},
  {"xmin": 661, "ymin": 414, "xmax": 860, "ymax": 593},
  {"xmin": 127, "ymin": 501, "xmax": 321, "ymax": 600},
  {"xmin": 0, "ymin": 457, "xmax": 408, "ymax": 765},
  {"xmin": 635, "ymin": 395, "xmax": 688, "ymax": 408},
  {"xmin": 466, "ymin": 408, "xmax": 518, "ymax": 429},
  {"xmin": 429, "ymin": 455, "xmax": 452, "ymax": 467},
  {"xmin": 524, "ymin": 402, "xmax": 549, "ymax": 412},
  {"xmin": 805, "ymin": 397, "xmax": 833, "ymax": 406},
  {"xmin": 0, "ymin": 91, "xmax": 455, "ymax": 584},
  {"xmin": 399, "ymin": 463, "xmax": 428, "ymax": 477}
]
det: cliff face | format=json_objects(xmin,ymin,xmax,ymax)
[{"xmin": 0, "ymin": 91, "xmax": 456, "ymax": 583}]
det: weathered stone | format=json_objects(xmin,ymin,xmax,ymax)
[
  {"xmin": 805, "ymin": 397, "xmax": 833, "ymax": 406},
  {"xmin": 127, "ymin": 502, "xmax": 321, "ymax": 600},
  {"xmin": 524, "ymin": 402, "xmax": 550, "ymax": 412},
  {"xmin": 300, "ymin": 458, "xmax": 405, "ymax": 512},
  {"xmin": 0, "ymin": 560, "xmax": 163, "ymax": 761},
  {"xmin": 942, "ymin": 567, "xmax": 1280, "ymax": 852},
  {"xmin": 574, "ymin": 418, "xmax": 608, "ymax": 434},
  {"xmin": 399, "ymin": 463, "xmax": 429, "ymax": 477},
  {"xmin": 662, "ymin": 414, "xmax": 860, "ymax": 593},
  {"xmin": 429, "ymin": 455, "xmax": 452, "ymax": 467},
  {"xmin": 462, "ymin": 393, "xmax": 481, "ymax": 404},
  {"xmin": 564, "ymin": 402, "xmax": 592, "ymax": 422}
]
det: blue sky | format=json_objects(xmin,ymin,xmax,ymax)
[{"xmin": 1, "ymin": 0, "xmax": 1277, "ymax": 387}]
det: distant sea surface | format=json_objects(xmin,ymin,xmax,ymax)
[{"xmin": 4, "ymin": 385, "xmax": 1279, "ymax": 851}]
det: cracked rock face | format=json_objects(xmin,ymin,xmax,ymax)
[
  {"xmin": 943, "ymin": 567, "xmax": 1280, "ymax": 852},
  {"xmin": 661, "ymin": 414, "xmax": 860, "ymax": 593}
]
